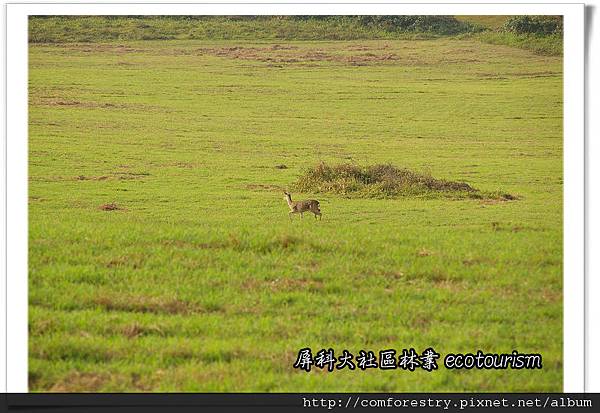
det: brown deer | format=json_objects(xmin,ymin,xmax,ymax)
[{"xmin": 283, "ymin": 192, "xmax": 322, "ymax": 220}]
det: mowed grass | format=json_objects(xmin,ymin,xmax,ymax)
[{"xmin": 28, "ymin": 38, "xmax": 563, "ymax": 392}]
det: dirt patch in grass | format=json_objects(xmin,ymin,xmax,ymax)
[
  {"xmin": 432, "ymin": 279, "xmax": 469, "ymax": 293},
  {"xmin": 376, "ymin": 270, "xmax": 405, "ymax": 281},
  {"xmin": 114, "ymin": 171, "xmax": 151, "ymax": 180},
  {"xmin": 46, "ymin": 370, "xmax": 154, "ymax": 392},
  {"xmin": 540, "ymin": 287, "xmax": 562, "ymax": 303},
  {"xmin": 92, "ymin": 294, "xmax": 206, "ymax": 315},
  {"xmin": 78, "ymin": 171, "xmax": 150, "ymax": 181},
  {"xmin": 77, "ymin": 175, "xmax": 109, "ymax": 181},
  {"xmin": 99, "ymin": 202, "xmax": 123, "ymax": 211},
  {"xmin": 490, "ymin": 221, "xmax": 535, "ymax": 232},
  {"xmin": 30, "ymin": 97, "xmax": 157, "ymax": 111},
  {"xmin": 403, "ymin": 269, "xmax": 454, "ymax": 284},
  {"xmin": 346, "ymin": 44, "xmax": 391, "ymax": 51},
  {"xmin": 120, "ymin": 322, "xmax": 165, "ymax": 339},
  {"xmin": 344, "ymin": 53, "xmax": 398, "ymax": 66},
  {"xmin": 105, "ymin": 253, "xmax": 146, "ymax": 269},
  {"xmin": 197, "ymin": 46, "xmax": 399, "ymax": 66},
  {"xmin": 245, "ymin": 183, "xmax": 282, "ymax": 192},
  {"xmin": 29, "ymin": 319, "xmax": 55, "ymax": 336},
  {"xmin": 269, "ymin": 44, "xmax": 299, "ymax": 51},
  {"xmin": 243, "ymin": 277, "xmax": 324, "ymax": 293},
  {"xmin": 417, "ymin": 247, "xmax": 434, "ymax": 257},
  {"xmin": 28, "ymin": 195, "xmax": 46, "ymax": 203},
  {"xmin": 291, "ymin": 162, "xmax": 516, "ymax": 200},
  {"xmin": 49, "ymin": 372, "xmax": 112, "ymax": 392}
]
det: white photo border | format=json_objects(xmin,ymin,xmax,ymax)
[{"xmin": 4, "ymin": 2, "xmax": 585, "ymax": 393}]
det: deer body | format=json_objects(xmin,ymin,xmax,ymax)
[{"xmin": 284, "ymin": 192, "xmax": 322, "ymax": 220}]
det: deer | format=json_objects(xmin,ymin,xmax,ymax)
[{"xmin": 283, "ymin": 192, "xmax": 322, "ymax": 220}]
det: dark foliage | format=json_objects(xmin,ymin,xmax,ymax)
[{"xmin": 502, "ymin": 16, "xmax": 563, "ymax": 36}]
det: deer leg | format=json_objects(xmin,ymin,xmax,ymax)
[
  {"xmin": 289, "ymin": 211, "xmax": 293, "ymax": 221},
  {"xmin": 301, "ymin": 213, "xmax": 304, "ymax": 219}
]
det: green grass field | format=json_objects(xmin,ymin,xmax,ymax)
[
  {"xmin": 455, "ymin": 15, "xmax": 563, "ymax": 56},
  {"xmin": 29, "ymin": 31, "xmax": 563, "ymax": 391},
  {"xmin": 456, "ymin": 15, "xmax": 512, "ymax": 30}
]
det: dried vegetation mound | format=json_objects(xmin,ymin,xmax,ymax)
[{"xmin": 292, "ymin": 162, "xmax": 516, "ymax": 200}]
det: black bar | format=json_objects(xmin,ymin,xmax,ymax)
[{"xmin": 3, "ymin": 393, "xmax": 599, "ymax": 412}]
